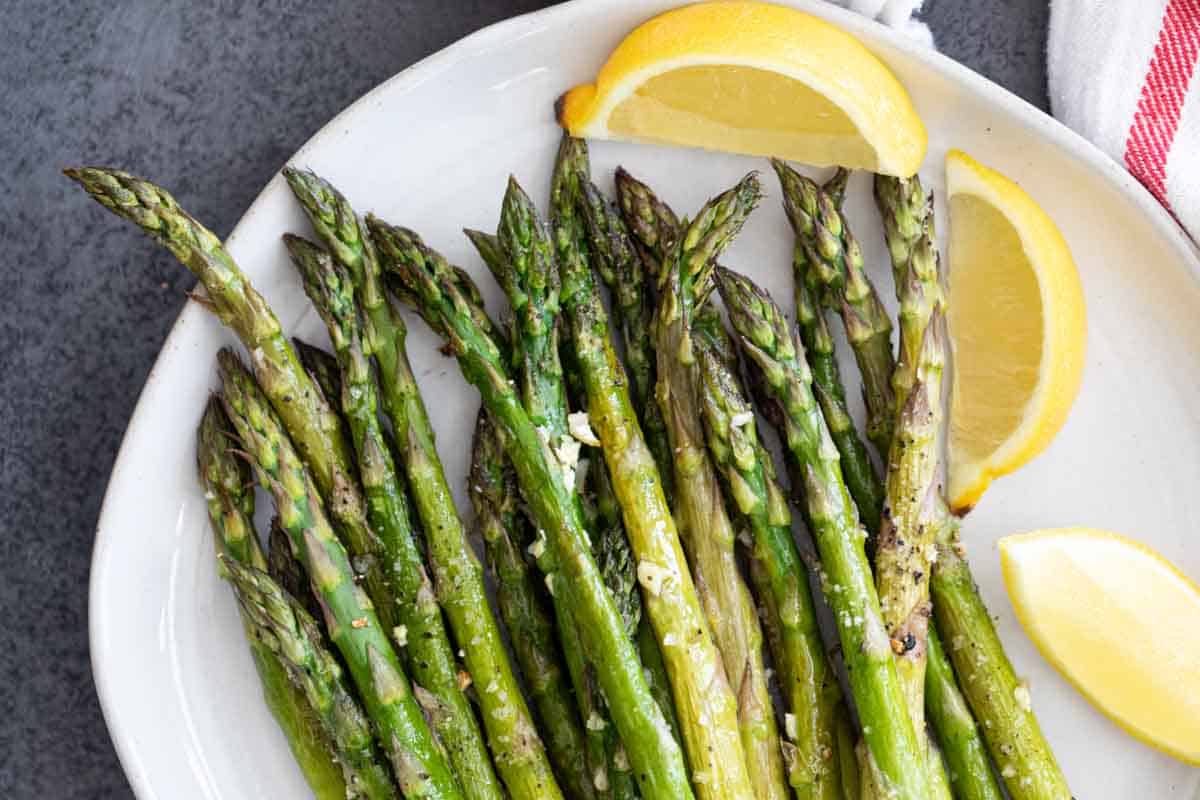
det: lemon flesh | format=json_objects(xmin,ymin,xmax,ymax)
[
  {"xmin": 949, "ymin": 194, "xmax": 1045, "ymax": 461},
  {"xmin": 607, "ymin": 64, "xmax": 878, "ymax": 168},
  {"xmin": 945, "ymin": 150, "xmax": 1086, "ymax": 511},
  {"xmin": 1000, "ymin": 528, "xmax": 1200, "ymax": 765}
]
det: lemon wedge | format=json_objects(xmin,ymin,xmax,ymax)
[
  {"xmin": 1000, "ymin": 528, "xmax": 1200, "ymax": 764},
  {"xmin": 945, "ymin": 149, "xmax": 1086, "ymax": 512},
  {"xmin": 557, "ymin": 1, "xmax": 926, "ymax": 176}
]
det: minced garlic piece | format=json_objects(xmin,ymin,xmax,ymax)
[
  {"xmin": 1013, "ymin": 683, "xmax": 1032, "ymax": 712},
  {"xmin": 568, "ymin": 410, "xmax": 601, "ymax": 446},
  {"xmin": 637, "ymin": 560, "xmax": 670, "ymax": 596}
]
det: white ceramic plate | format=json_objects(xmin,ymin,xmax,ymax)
[{"xmin": 90, "ymin": 1, "xmax": 1200, "ymax": 797}]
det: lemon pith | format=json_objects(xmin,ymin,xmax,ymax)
[
  {"xmin": 558, "ymin": 1, "xmax": 926, "ymax": 175},
  {"xmin": 1000, "ymin": 528, "xmax": 1200, "ymax": 765},
  {"xmin": 945, "ymin": 149, "xmax": 1086, "ymax": 511}
]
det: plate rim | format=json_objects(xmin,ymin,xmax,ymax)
[{"xmin": 87, "ymin": 1, "xmax": 1200, "ymax": 796}]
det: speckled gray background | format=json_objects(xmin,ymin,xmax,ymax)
[{"xmin": 0, "ymin": 1, "xmax": 1048, "ymax": 795}]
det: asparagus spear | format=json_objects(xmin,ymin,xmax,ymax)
[
  {"xmin": 931, "ymin": 527, "xmax": 1071, "ymax": 800},
  {"xmin": 590, "ymin": 454, "xmax": 642, "ymax": 642},
  {"xmin": 772, "ymin": 163, "xmax": 884, "ymax": 536},
  {"xmin": 585, "ymin": 454, "xmax": 655, "ymax": 797},
  {"xmin": 693, "ymin": 313, "xmax": 844, "ymax": 797},
  {"xmin": 494, "ymin": 175, "xmax": 630, "ymax": 800},
  {"xmin": 578, "ymin": 178, "xmax": 674, "ymax": 505},
  {"xmin": 222, "ymin": 556, "xmax": 400, "ymax": 800},
  {"xmin": 64, "ymin": 171, "xmax": 351, "ymax": 482},
  {"xmin": 645, "ymin": 168, "xmax": 788, "ymax": 800},
  {"xmin": 493, "ymin": 177, "xmax": 570, "ymax": 441},
  {"xmin": 463, "ymin": 227, "xmax": 508, "ymax": 278},
  {"xmin": 256, "ymin": 510, "xmax": 440, "ymax": 800},
  {"xmin": 284, "ymin": 169, "xmax": 560, "ymax": 800},
  {"xmin": 199, "ymin": 397, "xmax": 266, "ymax": 573},
  {"xmin": 294, "ymin": 337, "xmax": 345, "ymax": 412},
  {"xmin": 197, "ymin": 399, "xmax": 352, "ymax": 800},
  {"xmin": 717, "ymin": 267, "xmax": 930, "ymax": 799},
  {"xmin": 386, "ymin": 271, "xmax": 510, "ymax": 380},
  {"xmin": 613, "ymin": 167, "xmax": 679, "ymax": 285},
  {"xmin": 771, "ymin": 160, "xmax": 895, "ymax": 459},
  {"xmin": 822, "ymin": 168, "xmax": 851, "ymax": 207},
  {"xmin": 433, "ymin": 237, "xmax": 511, "ymax": 349},
  {"xmin": 556, "ymin": 599, "xmax": 627, "ymax": 800},
  {"xmin": 575, "ymin": 175, "xmax": 685, "ymax": 752},
  {"xmin": 565, "ymin": 342, "xmax": 653, "ymax": 790},
  {"xmin": 925, "ymin": 626, "xmax": 1004, "ymax": 800},
  {"xmin": 469, "ymin": 412, "xmax": 597, "ymax": 800},
  {"xmin": 571, "ymin": 168, "xmax": 698, "ymax": 791},
  {"xmin": 874, "ymin": 311, "xmax": 947, "ymax": 730},
  {"xmin": 874, "ymin": 175, "xmax": 981, "ymax": 800},
  {"xmin": 217, "ymin": 349, "xmax": 461, "ymax": 800},
  {"xmin": 547, "ymin": 175, "xmax": 642, "ymax": 620},
  {"xmin": 267, "ymin": 516, "xmax": 325, "ymax": 633},
  {"xmin": 873, "ymin": 175, "xmax": 939, "ymax": 417},
  {"xmin": 834, "ymin": 705, "xmax": 862, "ymax": 800},
  {"xmin": 65, "ymin": 167, "xmax": 395, "ymax": 654},
  {"xmin": 576, "ymin": 179, "xmax": 649, "ymax": 411},
  {"xmin": 631, "ymin": 612, "xmax": 683, "ymax": 754},
  {"xmin": 550, "ymin": 141, "xmax": 753, "ymax": 800},
  {"xmin": 285, "ymin": 235, "xmax": 503, "ymax": 800},
  {"xmin": 693, "ymin": 337, "xmax": 841, "ymax": 800},
  {"xmin": 371, "ymin": 218, "xmax": 694, "ymax": 800}
]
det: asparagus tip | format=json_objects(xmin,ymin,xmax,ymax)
[
  {"xmin": 280, "ymin": 164, "xmax": 309, "ymax": 183},
  {"xmin": 281, "ymin": 231, "xmax": 319, "ymax": 256}
]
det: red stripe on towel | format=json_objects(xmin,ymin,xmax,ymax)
[{"xmin": 1123, "ymin": 0, "xmax": 1200, "ymax": 208}]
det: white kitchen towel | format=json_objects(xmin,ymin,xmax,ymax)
[
  {"xmin": 1049, "ymin": 0, "xmax": 1200, "ymax": 238},
  {"xmin": 832, "ymin": 0, "xmax": 934, "ymax": 47}
]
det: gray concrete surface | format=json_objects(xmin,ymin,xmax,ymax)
[{"xmin": 0, "ymin": 1, "xmax": 1048, "ymax": 796}]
